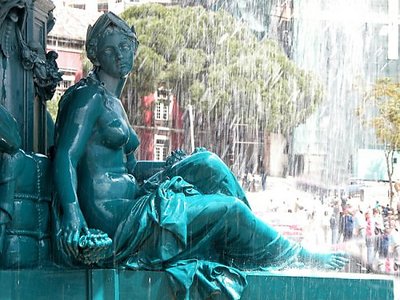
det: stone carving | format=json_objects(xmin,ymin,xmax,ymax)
[
  {"xmin": 52, "ymin": 12, "xmax": 349, "ymax": 299},
  {"xmin": 27, "ymin": 45, "xmax": 63, "ymax": 102},
  {"xmin": 0, "ymin": 0, "xmax": 62, "ymax": 105},
  {"xmin": 0, "ymin": 0, "xmax": 28, "ymax": 106}
]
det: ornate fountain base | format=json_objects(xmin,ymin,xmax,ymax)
[{"xmin": 0, "ymin": 269, "xmax": 396, "ymax": 299}]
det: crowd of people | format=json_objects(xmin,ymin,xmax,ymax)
[
  {"xmin": 241, "ymin": 172, "xmax": 268, "ymax": 192},
  {"xmin": 245, "ymin": 176, "xmax": 400, "ymax": 275},
  {"xmin": 327, "ymin": 197, "xmax": 400, "ymax": 274},
  {"xmin": 287, "ymin": 194, "xmax": 400, "ymax": 274}
]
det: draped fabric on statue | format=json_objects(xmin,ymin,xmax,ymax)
[{"xmin": 99, "ymin": 151, "xmax": 303, "ymax": 299}]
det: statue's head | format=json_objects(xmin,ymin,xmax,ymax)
[{"xmin": 86, "ymin": 12, "xmax": 139, "ymax": 78}]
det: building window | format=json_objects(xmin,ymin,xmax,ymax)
[
  {"xmin": 98, "ymin": 3, "xmax": 109, "ymax": 12},
  {"xmin": 154, "ymin": 87, "xmax": 172, "ymax": 121},
  {"xmin": 154, "ymin": 135, "xmax": 169, "ymax": 161},
  {"xmin": 57, "ymin": 80, "xmax": 73, "ymax": 90},
  {"xmin": 47, "ymin": 36, "xmax": 85, "ymax": 51},
  {"xmin": 72, "ymin": 4, "xmax": 85, "ymax": 9},
  {"xmin": 155, "ymin": 101, "xmax": 169, "ymax": 121}
]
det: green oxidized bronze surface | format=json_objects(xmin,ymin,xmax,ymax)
[
  {"xmin": 0, "ymin": 4, "xmax": 361, "ymax": 300},
  {"xmin": 50, "ymin": 12, "xmax": 348, "ymax": 299}
]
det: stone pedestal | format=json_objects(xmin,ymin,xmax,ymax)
[{"xmin": 0, "ymin": 269, "xmax": 396, "ymax": 300}]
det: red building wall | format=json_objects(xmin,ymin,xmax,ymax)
[
  {"xmin": 55, "ymin": 50, "xmax": 82, "ymax": 72},
  {"xmin": 171, "ymin": 95, "xmax": 183, "ymax": 151},
  {"xmin": 136, "ymin": 94, "xmax": 155, "ymax": 160},
  {"xmin": 136, "ymin": 93, "xmax": 184, "ymax": 161}
]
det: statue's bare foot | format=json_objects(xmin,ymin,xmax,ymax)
[{"xmin": 299, "ymin": 249, "xmax": 349, "ymax": 270}]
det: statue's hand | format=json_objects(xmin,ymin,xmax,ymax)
[
  {"xmin": 299, "ymin": 249, "xmax": 349, "ymax": 270},
  {"xmin": 316, "ymin": 252, "xmax": 349, "ymax": 270},
  {"xmin": 60, "ymin": 203, "xmax": 89, "ymax": 259},
  {"xmin": 77, "ymin": 229, "xmax": 113, "ymax": 265}
]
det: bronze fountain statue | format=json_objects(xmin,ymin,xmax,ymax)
[
  {"xmin": 50, "ymin": 12, "xmax": 348, "ymax": 298},
  {"xmin": 12, "ymin": 2, "xmax": 399, "ymax": 299}
]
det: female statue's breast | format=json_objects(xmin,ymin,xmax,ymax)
[{"xmin": 97, "ymin": 99, "xmax": 130, "ymax": 149}]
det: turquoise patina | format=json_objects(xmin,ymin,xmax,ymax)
[
  {"xmin": 51, "ymin": 12, "xmax": 349, "ymax": 299},
  {"xmin": 0, "ymin": 0, "xmax": 57, "ymax": 270},
  {"xmin": 0, "ymin": 104, "xmax": 22, "ymax": 257}
]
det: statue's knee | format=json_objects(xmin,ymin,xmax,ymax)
[
  {"xmin": 224, "ymin": 197, "xmax": 249, "ymax": 217},
  {"xmin": 192, "ymin": 151, "xmax": 225, "ymax": 171},
  {"xmin": 191, "ymin": 150, "xmax": 214, "ymax": 161}
]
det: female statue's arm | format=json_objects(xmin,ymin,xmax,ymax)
[
  {"xmin": 126, "ymin": 152, "xmax": 137, "ymax": 175},
  {"xmin": 53, "ymin": 90, "xmax": 102, "ymax": 258}
]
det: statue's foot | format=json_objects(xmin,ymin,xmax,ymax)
[{"xmin": 299, "ymin": 249, "xmax": 349, "ymax": 270}]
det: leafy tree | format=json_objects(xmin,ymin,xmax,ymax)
[
  {"xmin": 47, "ymin": 95, "xmax": 60, "ymax": 121},
  {"xmin": 359, "ymin": 78, "xmax": 400, "ymax": 207},
  {"xmin": 81, "ymin": 51, "xmax": 92, "ymax": 77},
  {"xmin": 121, "ymin": 4, "xmax": 322, "ymax": 163}
]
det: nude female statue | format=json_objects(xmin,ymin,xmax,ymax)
[{"xmin": 53, "ymin": 12, "xmax": 348, "ymax": 298}]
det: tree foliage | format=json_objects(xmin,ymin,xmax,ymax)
[
  {"xmin": 47, "ymin": 95, "xmax": 59, "ymax": 121},
  {"xmin": 121, "ymin": 4, "xmax": 322, "ymax": 160},
  {"xmin": 122, "ymin": 5, "xmax": 321, "ymax": 127},
  {"xmin": 360, "ymin": 78, "xmax": 400, "ymax": 206}
]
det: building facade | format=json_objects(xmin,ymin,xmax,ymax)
[
  {"xmin": 53, "ymin": 0, "xmax": 179, "ymax": 14},
  {"xmin": 133, "ymin": 87, "xmax": 184, "ymax": 161},
  {"xmin": 48, "ymin": 1, "xmax": 184, "ymax": 160},
  {"xmin": 290, "ymin": 0, "xmax": 400, "ymax": 184},
  {"xmin": 47, "ymin": 7, "xmax": 100, "ymax": 96}
]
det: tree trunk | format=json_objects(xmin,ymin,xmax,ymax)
[{"xmin": 384, "ymin": 149, "xmax": 394, "ymax": 208}]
